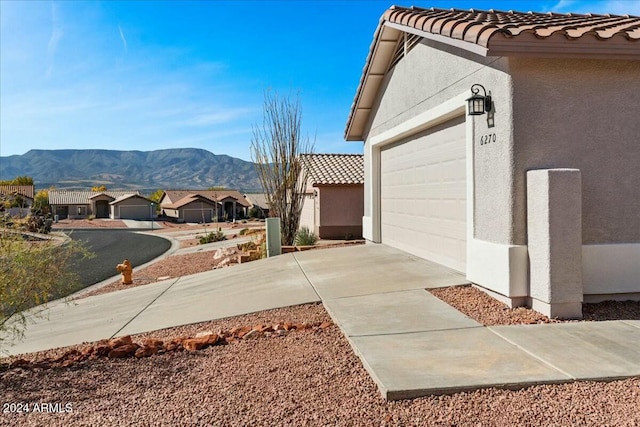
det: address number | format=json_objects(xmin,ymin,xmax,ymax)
[{"xmin": 479, "ymin": 133, "xmax": 496, "ymax": 145}]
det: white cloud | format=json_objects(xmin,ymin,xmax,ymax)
[
  {"xmin": 46, "ymin": 2, "xmax": 64, "ymax": 78},
  {"xmin": 180, "ymin": 108, "xmax": 256, "ymax": 127},
  {"xmin": 118, "ymin": 25, "xmax": 128, "ymax": 53}
]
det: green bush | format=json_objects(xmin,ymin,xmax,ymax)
[
  {"xmin": 248, "ymin": 206, "xmax": 262, "ymax": 219},
  {"xmin": 199, "ymin": 230, "xmax": 227, "ymax": 244},
  {"xmin": 295, "ymin": 227, "xmax": 317, "ymax": 246}
]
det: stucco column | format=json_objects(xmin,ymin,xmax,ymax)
[{"xmin": 527, "ymin": 169, "xmax": 583, "ymax": 319}]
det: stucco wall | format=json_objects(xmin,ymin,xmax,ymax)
[
  {"xmin": 510, "ymin": 57, "xmax": 640, "ymax": 244},
  {"xmin": 299, "ymin": 193, "xmax": 315, "ymax": 232},
  {"xmin": 317, "ymin": 185, "xmax": 364, "ymax": 238},
  {"xmin": 364, "ymin": 39, "xmax": 516, "ymax": 245}
]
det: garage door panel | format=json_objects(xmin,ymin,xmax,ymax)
[
  {"xmin": 381, "ymin": 115, "xmax": 466, "ymax": 273},
  {"xmin": 119, "ymin": 205, "xmax": 150, "ymax": 219}
]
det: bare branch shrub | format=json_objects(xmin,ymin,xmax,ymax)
[{"xmin": 251, "ymin": 92, "xmax": 314, "ymax": 245}]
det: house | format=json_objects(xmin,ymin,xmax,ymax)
[
  {"xmin": 49, "ymin": 190, "xmax": 143, "ymax": 219},
  {"xmin": 161, "ymin": 193, "xmax": 220, "ymax": 223},
  {"xmin": 109, "ymin": 194, "xmax": 156, "ymax": 220},
  {"xmin": 346, "ymin": 7, "xmax": 640, "ymax": 318},
  {"xmin": 244, "ymin": 193, "xmax": 270, "ymax": 218},
  {"xmin": 159, "ymin": 190, "xmax": 250, "ymax": 222},
  {"xmin": 0, "ymin": 185, "xmax": 34, "ymax": 217},
  {"xmin": 299, "ymin": 154, "xmax": 364, "ymax": 239}
]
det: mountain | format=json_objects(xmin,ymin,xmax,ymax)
[{"xmin": 0, "ymin": 148, "xmax": 262, "ymax": 192}]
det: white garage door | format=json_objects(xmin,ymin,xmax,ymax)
[
  {"xmin": 183, "ymin": 209, "xmax": 213, "ymax": 223},
  {"xmin": 380, "ymin": 115, "xmax": 466, "ymax": 273},
  {"xmin": 118, "ymin": 205, "xmax": 150, "ymax": 220}
]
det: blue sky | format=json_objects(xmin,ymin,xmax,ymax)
[{"xmin": 1, "ymin": 0, "xmax": 638, "ymax": 161}]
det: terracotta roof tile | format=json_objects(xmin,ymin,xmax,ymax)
[
  {"xmin": 49, "ymin": 190, "xmax": 139, "ymax": 205},
  {"xmin": 299, "ymin": 154, "xmax": 364, "ymax": 185},
  {"xmin": 345, "ymin": 6, "xmax": 640, "ymax": 141},
  {"xmin": 384, "ymin": 7, "xmax": 640, "ymax": 46},
  {"xmin": 161, "ymin": 190, "xmax": 250, "ymax": 208}
]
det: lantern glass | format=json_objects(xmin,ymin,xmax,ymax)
[{"xmin": 466, "ymin": 95, "xmax": 485, "ymax": 116}]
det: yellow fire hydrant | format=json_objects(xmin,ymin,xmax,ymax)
[{"xmin": 116, "ymin": 259, "xmax": 133, "ymax": 285}]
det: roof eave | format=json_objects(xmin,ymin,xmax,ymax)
[
  {"xmin": 345, "ymin": 21, "xmax": 490, "ymax": 142},
  {"xmin": 488, "ymin": 33, "xmax": 640, "ymax": 60}
]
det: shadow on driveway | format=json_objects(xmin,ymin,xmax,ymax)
[{"xmin": 65, "ymin": 230, "xmax": 171, "ymax": 290}]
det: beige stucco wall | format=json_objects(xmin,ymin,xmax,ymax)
[
  {"xmin": 317, "ymin": 185, "xmax": 364, "ymax": 238},
  {"xmin": 510, "ymin": 57, "xmax": 640, "ymax": 244},
  {"xmin": 364, "ymin": 39, "xmax": 640, "ymax": 247},
  {"xmin": 364, "ymin": 39, "xmax": 516, "ymax": 245},
  {"xmin": 299, "ymin": 192, "xmax": 315, "ymax": 232}
]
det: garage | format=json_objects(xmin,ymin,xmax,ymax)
[
  {"xmin": 117, "ymin": 205, "xmax": 151, "ymax": 220},
  {"xmin": 183, "ymin": 208, "xmax": 213, "ymax": 223},
  {"xmin": 380, "ymin": 115, "xmax": 467, "ymax": 273}
]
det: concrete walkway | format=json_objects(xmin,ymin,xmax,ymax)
[{"xmin": 4, "ymin": 245, "xmax": 640, "ymax": 400}]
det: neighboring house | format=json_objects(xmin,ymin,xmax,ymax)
[
  {"xmin": 0, "ymin": 185, "xmax": 34, "ymax": 217},
  {"xmin": 299, "ymin": 154, "xmax": 364, "ymax": 239},
  {"xmin": 159, "ymin": 190, "xmax": 250, "ymax": 222},
  {"xmin": 346, "ymin": 7, "xmax": 640, "ymax": 318},
  {"xmin": 49, "ymin": 190, "xmax": 142, "ymax": 219},
  {"xmin": 161, "ymin": 193, "xmax": 220, "ymax": 223},
  {"xmin": 110, "ymin": 194, "xmax": 156, "ymax": 220},
  {"xmin": 243, "ymin": 193, "xmax": 270, "ymax": 218}
]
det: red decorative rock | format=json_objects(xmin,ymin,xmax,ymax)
[
  {"xmin": 184, "ymin": 333, "xmax": 219, "ymax": 351},
  {"xmin": 109, "ymin": 335, "xmax": 133, "ymax": 348},
  {"xmin": 108, "ymin": 344, "xmax": 140, "ymax": 358},
  {"xmin": 134, "ymin": 346, "xmax": 157, "ymax": 358},
  {"xmin": 95, "ymin": 345, "xmax": 112, "ymax": 357}
]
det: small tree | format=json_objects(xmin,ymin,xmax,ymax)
[
  {"xmin": 0, "ymin": 230, "xmax": 91, "ymax": 351},
  {"xmin": 251, "ymin": 92, "xmax": 314, "ymax": 245},
  {"xmin": 91, "ymin": 185, "xmax": 108, "ymax": 192},
  {"xmin": 0, "ymin": 176, "xmax": 34, "ymax": 185},
  {"xmin": 32, "ymin": 189, "xmax": 51, "ymax": 215}
]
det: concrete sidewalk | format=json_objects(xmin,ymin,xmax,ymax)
[
  {"xmin": 3, "ymin": 244, "xmax": 640, "ymax": 401},
  {"xmin": 293, "ymin": 246, "xmax": 640, "ymax": 399}
]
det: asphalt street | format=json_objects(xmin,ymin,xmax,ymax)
[{"xmin": 64, "ymin": 229, "xmax": 171, "ymax": 289}]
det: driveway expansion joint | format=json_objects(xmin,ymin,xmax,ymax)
[
  {"xmin": 487, "ymin": 326, "xmax": 576, "ymax": 380},
  {"xmin": 292, "ymin": 252, "xmax": 322, "ymax": 302},
  {"xmin": 110, "ymin": 277, "xmax": 182, "ymax": 339}
]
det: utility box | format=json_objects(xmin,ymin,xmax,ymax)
[{"xmin": 265, "ymin": 217, "xmax": 282, "ymax": 257}]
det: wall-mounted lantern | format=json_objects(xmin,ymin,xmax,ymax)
[{"xmin": 466, "ymin": 84, "xmax": 492, "ymax": 116}]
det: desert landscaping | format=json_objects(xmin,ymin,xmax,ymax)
[{"xmin": 2, "ymin": 220, "xmax": 640, "ymax": 426}]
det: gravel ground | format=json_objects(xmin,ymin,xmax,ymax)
[
  {"xmin": 430, "ymin": 285, "xmax": 640, "ymax": 325},
  {"xmin": 1, "ymin": 303, "xmax": 639, "ymax": 426},
  {"xmin": 5, "ymin": 223, "xmax": 639, "ymax": 424}
]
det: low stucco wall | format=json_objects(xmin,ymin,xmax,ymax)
[{"xmin": 317, "ymin": 185, "xmax": 364, "ymax": 239}]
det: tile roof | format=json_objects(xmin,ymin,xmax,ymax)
[
  {"xmin": 244, "ymin": 193, "xmax": 269, "ymax": 209},
  {"xmin": 49, "ymin": 190, "xmax": 139, "ymax": 205},
  {"xmin": 110, "ymin": 194, "xmax": 151, "ymax": 205},
  {"xmin": 164, "ymin": 194, "xmax": 219, "ymax": 210},
  {"xmin": 345, "ymin": 6, "xmax": 640, "ymax": 141},
  {"xmin": 0, "ymin": 185, "xmax": 35, "ymax": 200},
  {"xmin": 384, "ymin": 7, "xmax": 640, "ymax": 48},
  {"xmin": 161, "ymin": 190, "xmax": 250, "ymax": 208},
  {"xmin": 299, "ymin": 154, "xmax": 364, "ymax": 185}
]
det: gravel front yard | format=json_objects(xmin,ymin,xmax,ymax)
[
  {"xmin": 2, "ymin": 303, "xmax": 639, "ymax": 427},
  {"xmin": 3, "ymin": 224, "xmax": 639, "ymax": 425}
]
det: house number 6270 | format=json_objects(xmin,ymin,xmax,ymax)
[{"xmin": 479, "ymin": 133, "xmax": 496, "ymax": 145}]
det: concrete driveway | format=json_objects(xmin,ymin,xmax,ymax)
[{"xmin": 4, "ymin": 244, "xmax": 640, "ymax": 400}]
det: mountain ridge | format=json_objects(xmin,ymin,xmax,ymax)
[{"xmin": 0, "ymin": 148, "xmax": 262, "ymax": 193}]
